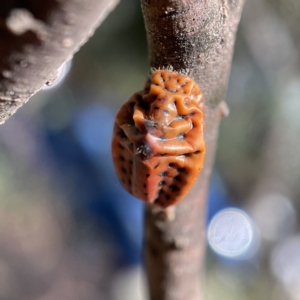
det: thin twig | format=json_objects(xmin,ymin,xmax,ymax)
[{"xmin": 0, "ymin": 0, "xmax": 118, "ymax": 124}]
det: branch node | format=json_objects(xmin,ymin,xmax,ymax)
[
  {"xmin": 150, "ymin": 205, "xmax": 176, "ymax": 222},
  {"xmin": 218, "ymin": 101, "xmax": 230, "ymax": 118}
]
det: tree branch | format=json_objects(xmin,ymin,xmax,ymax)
[
  {"xmin": 0, "ymin": 0, "xmax": 118, "ymax": 124},
  {"xmin": 141, "ymin": 1, "xmax": 245, "ymax": 299}
]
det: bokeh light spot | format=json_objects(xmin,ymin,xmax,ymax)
[
  {"xmin": 271, "ymin": 235, "xmax": 300, "ymax": 297},
  {"xmin": 207, "ymin": 208, "xmax": 254, "ymax": 258},
  {"xmin": 250, "ymin": 193, "xmax": 296, "ymax": 241}
]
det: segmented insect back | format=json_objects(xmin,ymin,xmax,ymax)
[{"xmin": 112, "ymin": 70, "xmax": 205, "ymax": 208}]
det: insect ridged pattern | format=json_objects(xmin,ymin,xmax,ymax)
[{"xmin": 112, "ymin": 70, "xmax": 206, "ymax": 208}]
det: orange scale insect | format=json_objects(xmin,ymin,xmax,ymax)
[{"xmin": 112, "ymin": 70, "xmax": 206, "ymax": 208}]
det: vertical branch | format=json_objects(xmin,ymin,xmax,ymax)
[{"xmin": 141, "ymin": 1, "xmax": 245, "ymax": 299}]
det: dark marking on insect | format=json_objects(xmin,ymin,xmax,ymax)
[
  {"xmin": 182, "ymin": 82, "xmax": 188, "ymax": 87},
  {"xmin": 177, "ymin": 133, "xmax": 186, "ymax": 140},
  {"xmin": 159, "ymin": 171, "xmax": 168, "ymax": 177},
  {"xmin": 139, "ymin": 100, "xmax": 150, "ymax": 111},
  {"xmin": 137, "ymin": 142, "xmax": 152, "ymax": 158},
  {"xmin": 170, "ymin": 185, "xmax": 180, "ymax": 192},
  {"xmin": 158, "ymin": 180, "xmax": 165, "ymax": 186},
  {"xmin": 174, "ymin": 175, "xmax": 181, "ymax": 181},
  {"xmin": 119, "ymin": 130, "xmax": 126, "ymax": 138}
]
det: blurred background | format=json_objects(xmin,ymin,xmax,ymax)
[{"xmin": 0, "ymin": 0, "xmax": 299, "ymax": 299}]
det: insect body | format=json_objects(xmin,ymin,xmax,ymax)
[{"xmin": 112, "ymin": 70, "xmax": 205, "ymax": 208}]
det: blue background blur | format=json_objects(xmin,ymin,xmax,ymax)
[{"xmin": 0, "ymin": 0, "xmax": 299, "ymax": 299}]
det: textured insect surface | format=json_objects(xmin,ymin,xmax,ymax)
[{"xmin": 112, "ymin": 70, "xmax": 206, "ymax": 208}]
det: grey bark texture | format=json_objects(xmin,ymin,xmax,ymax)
[
  {"xmin": 141, "ymin": 1, "xmax": 245, "ymax": 299},
  {"xmin": 0, "ymin": 0, "xmax": 118, "ymax": 124}
]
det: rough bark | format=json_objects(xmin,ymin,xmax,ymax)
[
  {"xmin": 0, "ymin": 0, "xmax": 118, "ymax": 124},
  {"xmin": 141, "ymin": 1, "xmax": 245, "ymax": 299}
]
